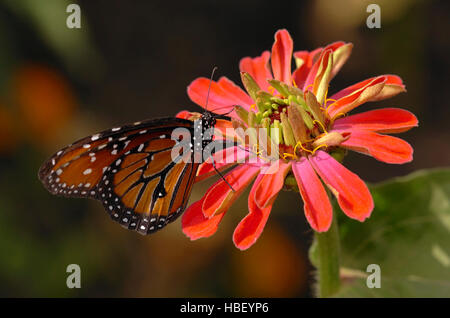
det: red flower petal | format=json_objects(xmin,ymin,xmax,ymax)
[
  {"xmin": 333, "ymin": 108, "xmax": 418, "ymax": 133},
  {"xmin": 303, "ymin": 49, "xmax": 327, "ymax": 91},
  {"xmin": 327, "ymin": 75, "xmax": 406, "ymax": 118},
  {"xmin": 335, "ymin": 129, "xmax": 414, "ymax": 164},
  {"xmin": 330, "ymin": 75, "xmax": 404, "ymax": 101},
  {"xmin": 217, "ymin": 77, "xmax": 254, "ymax": 109},
  {"xmin": 175, "ymin": 110, "xmax": 191, "ymax": 119},
  {"xmin": 292, "ymin": 48, "xmax": 322, "ymax": 88},
  {"xmin": 292, "ymin": 158, "xmax": 332, "ymax": 232},
  {"xmin": 213, "ymin": 118, "xmax": 239, "ymax": 140},
  {"xmin": 239, "ymin": 51, "xmax": 272, "ymax": 91},
  {"xmin": 327, "ymin": 76, "xmax": 386, "ymax": 117},
  {"xmin": 301, "ymin": 42, "xmax": 351, "ymax": 91},
  {"xmin": 195, "ymin": 146, "xmax": 249, "ymax": 182},
  {"xmin": 182, "ymin": 196, "xmax": 226, "ymax": 240},
  {"xmin": 187, "ymin": 77, "xmax": 252, "ymax": 117},
  {"xmin": 232, "ymin": 174, "xmax": 273, "ymax": 250},
  {"xmin": 254, "ymin": 160, "xmax": 291, "ymax": 209},
  {"xmin": 312, "ymin": 49, "xmax": 333, "ymax": 104},
  {"xmin": 328, "ymin": 42, "xmax": 353, "ymax": 79},
  {"xmin": 309, "ymin": 151, "xmax": 373, "ymax": 222},
  {"xmin": 203, "ymin": 164, "xmax": 260, "ymax": 218},
  {"xmin": 271, "ymin": 29, "xmax": 293, "ymax": 84}
]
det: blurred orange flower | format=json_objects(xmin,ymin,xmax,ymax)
[
  {"xmin": 0, "ymin": 103, "xmax": 18, "ymax": 154},
  {"xmin": 11, "ymin": 64, "xmax": 76, "ymax": 145}
]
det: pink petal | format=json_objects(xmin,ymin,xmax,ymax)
[
  {"xmin": 175, "ymin": 110, "xmax": 191, "ymax": 119},
  {"xmin": 309, "ymin": 151, "xmax": 373, "ymax": 222},
  {"xmin": 292, "ymin": 48, "xmax": 322, "ymax": 88},
  {"xmin": 213, "ymin": 118, "xmax": 239, "ymax": 140},
  {"xmin": 333, "ymin": 108, "xmax": 418, "ymax": 133},
  {"xmin": 327, "ymin": 75, "xmax": 406, "ymax": 118},
  {"xmin": 312, "ymin": 49, "xmax": 333, "ymax": 104},
  {"xmin": 187, "ymin": 77, "xmax": 252, "ymax": 118},
  {"xmin": 333, "ymin": 129, "xmax": 414, "ymax": 164},
  {"xmin": 232, "ymin": 174, "xmax": 273, "ymax": 250},
  {"xmin": 323, "ymin": 41, "xmax": 348, "ymax": 52},
  {"xmin": 239, "ymin": 51, "xmax": 272, "ymax": 91},
  {"xmin": 327, "ymin": 76, "xmax": 387, "ymax": 118},
  {"xmin": 329, "ymin": 75, "xmax": 404, "ymax": 101},
  {"xmin": 195, "ymin": 146, "xmax": 249, "ymax": 182},
  {"xmin": 202, "ymin": 164, "xmax": 260, "ymax": 218},
  {"xmin": 292, "ymin": 158, "xmax": 332, "ymax": 232},
  {"xmin": 182, "ymin": 196, "xmax": 226, "ymax": 240},
  {"xmin": 303, "ymin": 49, "xmax": 331, "ymax": 92},
  {"xmin": 254, "ymin": 160, "xmax": 291, "ymax": 209},
  {"xmin": 328, "ymin": 42, "xmax": 353, "ymax": 79},
  {"xmin": 217, "ymin": 77, "xmax": 254, "ymax": 109},
  {"xmin": 271, "ymin": 29, "xmax": 293, "ymax": 84}
]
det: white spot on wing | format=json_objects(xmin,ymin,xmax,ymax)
[{"xmin": 83, "ymin": 168, "xmax": 92, "ymax": 175}]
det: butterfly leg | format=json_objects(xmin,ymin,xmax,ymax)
[{"xmin": 210, "ymin": 154, "xmax": 235, "ymax": 192}]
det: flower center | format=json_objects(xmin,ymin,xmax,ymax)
[{"xmin": 234, "ymin": 75, "xmax": 348, "ymax": 162}]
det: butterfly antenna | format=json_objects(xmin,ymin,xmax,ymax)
[
  {"xmin": 205, "ymin": 67, "xmax": 234, "ymax": 192},
  {"xmin": 205, "ymin": 66, "xmax": 218, "ymax": 111}
]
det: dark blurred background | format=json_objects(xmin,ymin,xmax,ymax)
[{"xmin": 0, "ymin": 0, "xmax": 448, "ymax": 297}]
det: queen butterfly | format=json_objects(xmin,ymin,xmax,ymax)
[
  {"xmin": 38, "ymin": 110, "xmax": 233, "ymax": 235},
  {"xmin": 38, "ymin": 66, "xmax": 238, "ymax": 235}
]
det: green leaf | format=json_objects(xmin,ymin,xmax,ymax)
[
  {"xmin": 335, "ymin": 168, "xmax": 450, "ymax": 297},
  {"xmin": 3, "ymin": 0, "xmax": 102, "ymax": 81}
]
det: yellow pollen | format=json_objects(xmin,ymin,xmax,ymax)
[
  {"xmin": 297, "ymin": 142, "xmax": 313, "ymax": 154},
  {"xmin": 313, "ymin": 120, "xmax": 328, "ymax": 134},
  {"xmin": 268, "ymin": 85, "xmax": 275, "ymax": 95},
  {"xmin": 292, "ymin": 79, "xmax": 298, "ymax": 88},
  {"xmin": 250, "ymin": 104, "xmax": 257, "ymax": 111},
  {"xmin": 282, "ymin": 141, "xmax": 328, "ymax": 159},
  {"xmin": 304, "ymin": 84, "xmax": 314, "ymax": 92},
  {"xmin": 325, "ymin": 98, "xmax": 338, "ymax": 111},
  {"xmin": 332, "ymin": 112, "xmax": 347, "ymax": 121},
  {"xmin": 323, "ymin": 86, "xmax": 329, "ymax": 104},
  {"xmin": 293, "ymin": 141, "xmax": 302, "ymax": 154},
  {"xmin": 311, "ymin": 144, "xmax": 327, "ymax": 154},
  {"xmin": 252, "ymin": 143, "xmax": 263, "ymax": 156},
  {"xmin": 282, "ymin": 152, "xmax": 297, "ymax": 160}
]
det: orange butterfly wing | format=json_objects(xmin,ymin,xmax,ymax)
[{"xmin": 39, "ymin": 117, "xmax": 198, "ymax": 234}]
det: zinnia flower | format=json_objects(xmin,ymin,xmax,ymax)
[{"xmin": 178, "ymin": 29, "xmax": 418, "ymax": 250}]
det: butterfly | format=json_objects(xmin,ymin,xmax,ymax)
[
  {"xmin": 38, "ymin": 111, "xmax": 233, "ymax": 235},
  {"xmin": 38, "ymin": 68, "xmax": 236, "ymax": 235}
]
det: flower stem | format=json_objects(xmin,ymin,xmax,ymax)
[{"xmin": 314, "ymin": 209, "xmax": 341, "ymax": 297}]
